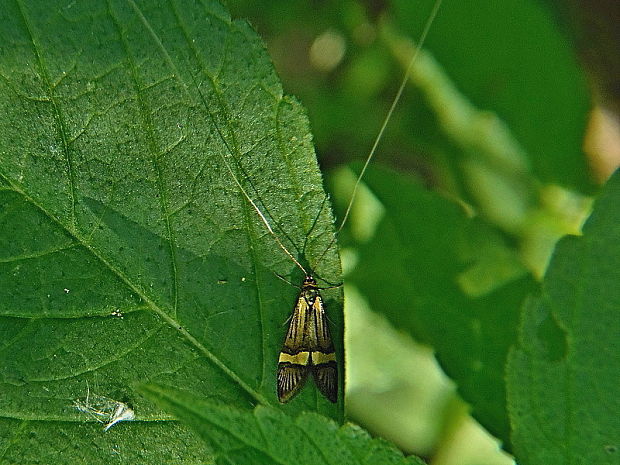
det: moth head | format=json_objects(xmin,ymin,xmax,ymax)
[{"xmin": 303, "ymin": 276, "xmax": 317, "ymax": 287}]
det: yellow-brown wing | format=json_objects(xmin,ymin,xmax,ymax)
[{"xmin": 277, "ymin": 287, "xmax": 337, "ymax": 403}]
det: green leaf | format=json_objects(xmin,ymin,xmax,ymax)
[
  {"xmin": 0, "ymin": 417, "xmax": 211, "ymax": 464},
  {"xmin": 139, "ymin": 383, "xmax": 426, "ymax": 465},
  {"xmin": 0, "ymin": 0, "xmax": 342, "ymax": 461},
  {"xmin": 507, "ymin": 170, "xmax": 620, "ymax": 464},
  {"xmin": 347, "ymin": 164, "xmax": 536, "ymax": 447},
  {"xmin": 393, "ymin": 0, "xmax": 592, "ymax": 192}
]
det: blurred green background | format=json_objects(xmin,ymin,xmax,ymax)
[{"xmin": 224, "ymin": 1, "xmax": 614, "ymax": 464}]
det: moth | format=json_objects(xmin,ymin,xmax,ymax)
[
  {"xmin": 215, "ymin": 0, "xmax": 442, "ymax": 404},
  {"xmin": 275, "ymin": 0, "xmax": 442, "ymax": 402},
  {"xmin": 277, "ymin": 275, "xmax": 337, "ymax": 403},
  {"xmin": 217, "ymin": 158, "xmax": 339, "ymax": 403}
]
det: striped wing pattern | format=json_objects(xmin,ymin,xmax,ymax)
[{"xmin": 277, "ymin": 277, "xmax": 337, "ymax": 403}]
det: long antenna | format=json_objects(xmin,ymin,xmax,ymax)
[
  {"xmin": 315, "ymin": 0, "xmax": 443, "ymax": 267},
  {"xmin": 210, "ymin": 0, "xmax": 443, "ymax": 281},
  {"xmin": 218, "ymin": 151, "xmax": 308, "ymax": 276},
  {"xmin": 128, "ymin": 0, "xmax": 309, "ymax": 277}
]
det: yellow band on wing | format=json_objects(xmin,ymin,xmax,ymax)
[
  {"xmin": 311, "ymin": 351, "xmax": 336, "ymax": 364},
  {"xmin": 278, "ymin": 351, "xmax": 336, "ymax": 366},
  {"xmin": 279, "ymin": 351, "xmax": 310, "ymax": 365},
  {"xmin": 278, "ymin": 351, "xmax": 336, "ymax": 365}
]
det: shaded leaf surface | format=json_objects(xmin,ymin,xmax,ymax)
[
  {"xmin": 348, "ymin": 165, "xmax": 536, "ymax": 447},
  {"xmin": 0, "ymin": 417, "xmax": 210, "ymax": 465},
  {"xmin": 140, "ymin": 383, "xmax": 426, "ymax": 465},
  {"xmin": 507, "ymin": 170, "xmax": 620, "ymax": 465},
  {"xmin": 0, "ymin": 0, "xmax": 342, "ymax": 461}
]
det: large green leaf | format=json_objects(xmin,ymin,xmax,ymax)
[
  {"xmin": 507, "ymin": 170, "xmax": 620, "ymax": 464},
  {"xmin": 347, "ymin": 164, "xmax": 536, "ymax": 448},
  {"xmin": 0, "ymin": 0, "xmax": 342, "ymax": 461},
  {"xmin": 139, "ymin": 383, "xmax": 426, "ymax": 465}
]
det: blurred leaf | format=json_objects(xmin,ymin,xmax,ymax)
[
  {"xmin": 226, "ymin": 0, "xmax": 410, "ymax": 166},
  {"xmin": 347, "ymin": 164, "xmax": 537, "ymax": 448},
  {"xmin": 507, "ymin": 170, "xmax": 620, "ymax": 465},
  {"xmin": 0, "ymin": 0, "xmax": 342, "ymax": 461},
  {"xmin": 393, "ymin": 0, "xmax": 592, "ymax": 192},
  {"xmin": 140, "ymin": 383, "xmax": 426, "ymax": 465},
  {"xmin": 542, "ymin": 0, "xmax": 620, "ymax": 116},
  {"xmin": 344, "ymin": 286, "xmax": 455, "ymax": 455}
]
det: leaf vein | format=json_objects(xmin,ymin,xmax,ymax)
[
  {"xmin": 0, "ymin": 169, "xmax": 269, "ymax": 405},
  {"xmin": 161, "ymin": 0, "xmax": 271, "ymax": 391},
  {"xmin": 15, "ymin": 0, "xmax": 78, "ymax": 231},
  {"xmin": 0, "ymin": 242, "xmax": 78, "ymax": 264},
  {"xmin": 107, "ymin": 0, "xmax": 182, "ymax": 321}
]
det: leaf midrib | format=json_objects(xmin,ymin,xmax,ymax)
[{"xmin": 0, "ymin": 172, "xmax": 269, "ymax": 406}]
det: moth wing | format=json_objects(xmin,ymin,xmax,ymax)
[
  {"xmin": 311, "ymin": 294, "xmax": 333, "ymax": 352},
  {"xmin": 277, "ymin": 363, "xmax": 309, "ymax": 403},
  {"xmin": 278, "ymin": 284, "xmax": 338, "ymax": 403},
  {"xmin": 278, "ymin": 294, "xmax": 311, "ymax": 403},
  {"xmin": 282, "ymin": 292, "xmax": 310, "ymax": 352},
  {"xmin": 310, "ymin": 295, "xmax": 338, "ymax": 403},
  {"xmin": 312, "ymin": 362, "xmax": 337, "ymax": 403}
]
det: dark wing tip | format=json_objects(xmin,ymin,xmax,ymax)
[
  {"xmin": 312, "ymin": 362, "xmax": 338, "ymax": 403},
  {"xmin": 277, "ymin": 363, "xmax": 309, "ymax": 403}
]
